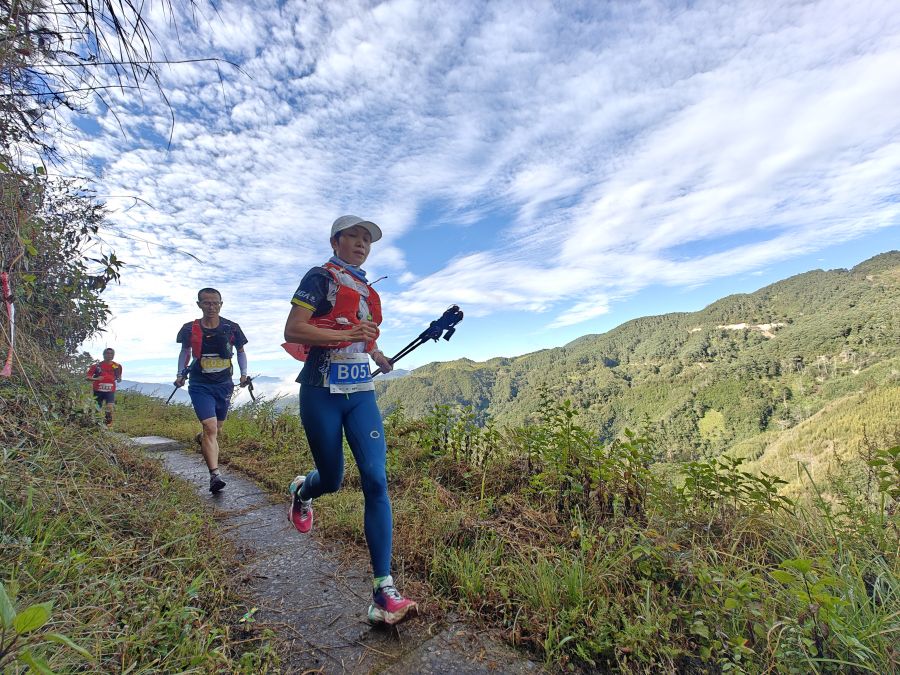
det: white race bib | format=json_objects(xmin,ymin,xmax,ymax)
[{"xmin": 97, "ymin": 382, "xmax": 114, "ymax": 392}]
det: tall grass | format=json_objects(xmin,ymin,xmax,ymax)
[
  {"xmin": 118, "ymin": 388, "xmax": 899, "ymax": 673},
  {"xmin": 1, "ymin": 380, "xmax": 277, "ymax": 673}
]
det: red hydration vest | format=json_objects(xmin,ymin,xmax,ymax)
[
  {"xmin": 89, "ymin": 361, "xmax": 121, "ymax": 393},
  {"xmin": 283, "ymin": 262, "xmax": 382, "ymax": 362},
  {"xmin": 189, "ymin": 319, "xmax": 236, "ymax": 359}
]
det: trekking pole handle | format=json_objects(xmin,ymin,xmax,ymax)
[
  {"xmin": 237, "ymin": 374, "xmax": 258, "ymax": 400},
  {"xmin": 370, "ymin": 305, "xmax": 464, "ymax": 377},
  {"xmin": 370, "ymin": 354, "xmax": 397, "ymax": 378}
]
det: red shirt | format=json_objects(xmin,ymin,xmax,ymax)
[{"xmin": 88, "ymin": 361, "xmax": 122, "ymax": 393}]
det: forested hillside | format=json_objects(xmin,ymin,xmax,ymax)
[{"xmin": 377, "ymin": 252, "xmax": 900, "ymax": 475}]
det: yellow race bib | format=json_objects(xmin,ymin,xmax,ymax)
[{"xmin": 200, "ymin": 356, "xmax": 230, "ymax": 373}]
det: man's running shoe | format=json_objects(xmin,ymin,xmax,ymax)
[
  {"xmin": 209, "ymin": 473, "xmax": 226, "ymax": 493},
  {"xmin": 288, "ymin": 475, "xmax": 313, "ymax": 533},
  {"xmin": 368, "ymin": 586, "xmax": 418, "ymax": 625}
]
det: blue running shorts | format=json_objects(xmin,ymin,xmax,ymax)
[{"xmin": 188, "ymin": 381, "xmax": 234, "ymax": 421}]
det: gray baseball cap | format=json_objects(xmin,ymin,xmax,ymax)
[{"xmin": 330, "ymin": 215, "xmax": 382, "ymax": 242}]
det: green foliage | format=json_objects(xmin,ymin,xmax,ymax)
[
  {"xmin": 744, "ymin": 377, "xmax": 900, "ymax": 495},
  {"xmin": 0, "ymin": 582, "xmax": 93, "ymax": 673},
  {"xmin": 0, "ymin": 2, "xmax": 276, "ymax": 670},
  {"xmin": 1, "ymin": 169, "xmax": 122, "ymax": 361},
  {"xmin": 430, "ymin": 535, "xmax": 505, "ymax": 612},
  {"xmin": 0, "ymin": 0, "xmax": 185, "ymax": 155},
  {"xmin": 418, "ymin": 403, "xmax": 502, "ymax": 488},
  {"xmin": 698, "ymin": 408, "xmax": 726, "ymax": 441},
  {"xmin": 523, "ymin": 387, "xmax": 656, "ymax": 520},
  {"xmin": 377, "ymin": 252, "xmax": 900, "ymax": 470},
  {"xmin": 869, "ymin": 445, "xmax": 900, "ymax": 505},
  {"xmin": 680, "ymin": 455, "xmax": 793, "ymax": 516},
  {"xmin": 1, "ymin": 0, "xmax": 161, "ymax": 365},
  {"xmin": 1, "ymin": 382, "xmax": 277, "ymax": 673}
]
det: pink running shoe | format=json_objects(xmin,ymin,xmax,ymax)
[
  {"xmin": 288, "ymin": 475, "xmax": 313, "ymax": 533},
  {"xmin": 368, "ymin": 585, "xmax": 418, "ymax": 625}
]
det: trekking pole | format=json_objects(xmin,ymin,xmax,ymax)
[
  {"xmin": 372, "ymin": 305, "xmax": 463, "ymax": 377},
  {"xmin": 166, "ymin": 370, "xmax": 187, "ymax": 404},
  {"xmin": 165, "ymin": 382, "xmax": 182, "ymax": 404}
]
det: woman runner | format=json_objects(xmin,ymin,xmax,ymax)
[{"xmin": 283, "ymin": 215, "xmax": 417, "ymax": 626}]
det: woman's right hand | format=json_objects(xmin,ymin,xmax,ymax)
[
  {"xmin": 346, "ymin": 320, "xmax": 378, "ymax": 342},
  {"xmin": 285, "ymin": 306, "xmax": 378, "ymax": 347}
]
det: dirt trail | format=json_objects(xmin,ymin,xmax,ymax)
[{"xmin": 129, "ymin": 436, "xmax": 542, "ymax": 674}]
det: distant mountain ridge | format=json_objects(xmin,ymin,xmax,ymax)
[
  {"xmin": 119, "ymin": 371, "xmax": 409, "ymax": 407},
  {"xmin": 376, "ymin": 251, "xmax": 900, "ymax": 481},
  {"xmin": 120, "ymin": 380, "xmax": 188, "ymax": 403},
  {"xmin": 119, "ymin": 375, "xmax": 285, "ymax": 405}
]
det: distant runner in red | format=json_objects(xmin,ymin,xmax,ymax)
[{"xmin": 87, "ymin": 347, "xmax": 122, "ymax": 428}]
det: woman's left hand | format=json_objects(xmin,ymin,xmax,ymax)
[{"xmin": 372, "ymin": 350, "xmax": 393, "ymax": 374}]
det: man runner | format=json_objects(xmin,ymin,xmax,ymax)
[
  {"xmin": 175, "ymin": 288, "xmax": 249, "ymax": 493},
  {"xmin": 87, "ymin": 347, "xmax": 122, "ymax": 427}
]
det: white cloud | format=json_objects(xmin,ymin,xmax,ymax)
[{"xmin": 68, "ymin": 0, "xmax": 900, "ymax": 372}]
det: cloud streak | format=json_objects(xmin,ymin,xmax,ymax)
[{"xmin": 71, "ymin": 0, "xmax": 900, "ymax": 373}]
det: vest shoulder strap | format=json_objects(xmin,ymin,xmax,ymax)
[
  {"xmin": 321, "ymin": 263, "xmax": 344, "ymax": 284},
  {"xmin": 190, "ymin": 320, "xmax": 202, "ymax": 359}
]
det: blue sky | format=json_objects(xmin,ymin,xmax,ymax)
[{"xmin": 73, "ymin": 0, "xmax": 900, "ymax": 396}]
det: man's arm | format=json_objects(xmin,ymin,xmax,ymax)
[
  {"xmin": 174, "ymin": 346, "xmax": 190, "ymax": 386},
  {"xmin": 237, "ymin": 348, "xmax": 248, "ymax": 385}
]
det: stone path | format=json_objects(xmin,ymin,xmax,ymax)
[{"xmin": 129, "ymin": 436, "xmax": 542, "ymax": 674}]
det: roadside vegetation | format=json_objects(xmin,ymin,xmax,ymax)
[
  {"xmin": 1, "ymin": 2, "xmax": 277, "ymax": 669},
  {"xmin": 0, "ymin": 375, "xmax": 278, "ymax": 673},
  {"xmin": 118, "ymin": 388, "xmax": 900, "ymax": 673}
]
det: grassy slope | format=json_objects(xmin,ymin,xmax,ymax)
[
  {"xmin": 116, "ymin": 391, "xmax": 899, "ymax": 673},
  {"xmin": 739, "ymin": 378, "xmax": 900, "ymax": 496},
  {"xmin": 0, "ymin": 385, "xmax": 276, "ymax": 673}
]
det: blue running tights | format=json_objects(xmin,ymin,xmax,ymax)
[{"xmin": 298, "ymin": 386, "xmax": 392, "ymax": 577}]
